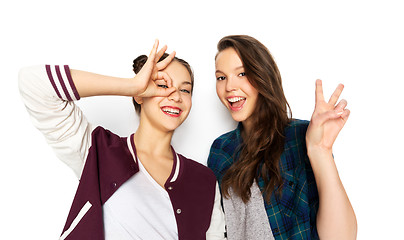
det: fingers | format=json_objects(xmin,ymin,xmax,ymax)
[
  {"xmin": 156, "ymin": 51, "xmax": 176, "ymax": 70},
  {"xmin": 315, "ymin": 79, "xmax": 325, "ymax": 104},
  {"xmin": 312, "ymin": 106, "xmax": 350, "ymax": 127},
  {"xmin": 155, "ymin": 86, "xmax": 176, "ymax": 97},
  {"xmin": 335, "ymin": 99, "xmax": 347, "ymax": 113},
  {"xmin": 155, "ymin": 44, "xmax": 168, "ymax": 63},
  {"xmin": 148, "ymin": 39, "xmax": 159, "ymax": 61},
  {"xmin": 147, "ymin": 39, "xmax": 175, "ymax": 70},
  {"xmin": 340, "ymin": 109, "xmax": 350, "ymax": 123},
  {"xmin": 328, "ymin": 83, "xmax": 344, "ymax": 105},
  {"xmin": 156, "ymin": 71, "xmax": 173, "ymax": 87}
]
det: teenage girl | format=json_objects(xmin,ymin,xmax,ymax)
[
  {"xmin": 208, "ymin": 35, "xmax": 357, "ymax": 240},
  {"xmin": 19, "ymin": 40, "xmax": 225, "ymax": 240}
]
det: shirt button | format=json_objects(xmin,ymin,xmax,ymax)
[
  {"xmin": 176, "ymin": 209, "xmax": 182, "ymax": 214},
  {"xmin": 273, "ymin": 228, "xmax": 279, "ymax": 233}
]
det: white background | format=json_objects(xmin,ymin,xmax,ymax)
[{"xmin": 1, "ymin": 0, "xmax": 403, "ymax": 239}]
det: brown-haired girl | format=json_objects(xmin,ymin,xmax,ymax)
[
  {"xmin": 208, "ymin": 35, "xmax": 357, "ymax": 240},
  {"xmin": 19, "ymin": 40, "xmax": 225, "ymax": 240}
]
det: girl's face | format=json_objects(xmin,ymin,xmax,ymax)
[
  {"xmin": 215, "ymin": 48, "xmax": 259, "ymax": 128},
  {"xmin": 141, "ymin": 61, "xmax": 192, "ymax": 132}
]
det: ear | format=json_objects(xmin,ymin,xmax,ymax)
[{"xmin": 134, "ymin": 96, "xmax": 143, "ymax": 104}]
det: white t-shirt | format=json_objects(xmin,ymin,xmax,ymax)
[{"xmin": 103, "ymin": 156, "xmax": 178, "ymax": 240}]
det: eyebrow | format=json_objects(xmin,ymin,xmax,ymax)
[
  {"xmin": 181, "ymin": 81, "xmax": 192, "ymax": 86},
  {"xmin": 215, "ymin": 66, "xmax": 244, "ymax": 74}
]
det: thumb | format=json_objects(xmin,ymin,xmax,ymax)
[{"xmin": 313, "ymin": 110, "xmax": 343, "ymax": 125}]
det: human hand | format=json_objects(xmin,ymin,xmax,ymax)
[
  {"xmin": 306, "ymin": 80, "xmax": 350, "ymax": 155},
  {"xmin": 133, "ymin": 39, "xmax": 176, "ymax": 98}
]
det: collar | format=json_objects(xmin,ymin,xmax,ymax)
[{"xmin": 126, "ymin": 134, "xmax": 181, "ymax": 184}]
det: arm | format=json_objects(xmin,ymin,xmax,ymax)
[
  {"xmin": 71, "ymin": 40, "xmax": 176, "ymax": 98},
  {"xmin": 18, "ymin": 40, "xmax": 175, "ymax": 178},
  {"xmin": 306, "ymin": 80, "xmax": 357, "ymax": 239},
  {"xmin": 19, "ymin": 64, "xmax": 93, "ymax": 178},
  {"xmin": 206, "ymin": 182, "xmax": 227, "ymax": 240}
]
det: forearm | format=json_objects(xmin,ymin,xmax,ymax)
[
  {"xmin": 308, "ymin": 149, "xmax": 357, "ymax": 239},
  {"xmin": 71, "ymin": 69, "xmax": 136, "ymax": 98}
]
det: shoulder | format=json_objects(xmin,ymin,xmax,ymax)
[
  {"xmin": 179, "ymin": 154, "xmax": 216, "ymax": 179},
  {"xmin": 210, "ymin": 129, "xmax": 238, "ymax": 150},
  {"xmin": 178, "ymin": 154, "xmax": 216, "ymax": 184},
  {"xmin": 284, "ymin": 119, "xmax": 310, "ymax": 142},
  {"xmin": 207, "ymin": 129, "xmax": 241, "ymax": 181},
  {"xmin": 90, "ymin": 126, "xmax": 127, "ymax": 148},
  {"xmin": 281, "ymin": 119, "xmax": 311, "ymax": 171},
  {"xmin": 208, "ymin": 128, "xmax": 240, "ymax": 161}
]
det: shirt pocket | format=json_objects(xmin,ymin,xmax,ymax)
[{"xmin": 279, "ymin": 168, "xmax": 308, "ymax": 218}]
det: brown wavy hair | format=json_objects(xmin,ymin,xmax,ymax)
[
  {"xmin": 218, "ymin": 35, "xmax": 292, "ymax": 203},
  {"xmin": 132, "ymin": 53, "xmax": 194, "ymax": 114}
]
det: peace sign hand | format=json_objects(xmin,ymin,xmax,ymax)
[
  {"xmin": 306, "ymin": 80, "xmax": 350, "ymax": 155},
  {"xmin": 133, "ymin": 39, "xmax": 176, "ymax": 98}
]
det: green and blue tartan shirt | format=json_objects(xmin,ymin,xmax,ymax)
[{"xmin": 208, "ymin": 119, "xmax": 319, "ymax": 240}]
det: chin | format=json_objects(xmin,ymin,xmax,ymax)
[
  {"xmin": 162, "ymin": 122, "xmax": 183, "ymax": 132},
  {"xmin": 230, "ymin": 113, "xmax": 247, "ymax": 123}
]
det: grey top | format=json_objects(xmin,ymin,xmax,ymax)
[{"xmin": 223, "ymin": 181, "xmax": 275, "ymax": 240}]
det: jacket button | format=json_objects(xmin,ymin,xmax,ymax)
[
  {"xmin": 176, "ymin": 209, "xmax": 181, "ymax": 214},
  {"xmin": 111, "ymin": 182, "xmax": 117, "ymax": 188},
  {"xmin": 168, "ymin": 186, "xmax": 173, "ymax": 190}
]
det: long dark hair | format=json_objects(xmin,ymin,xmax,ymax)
[
  {"xmin": 132, "ymin": 53, "xmax": 194, "ymax": 114},
  {"xmin": 218, "ymin": 35, "xmax": 292, "ymax": 203}
]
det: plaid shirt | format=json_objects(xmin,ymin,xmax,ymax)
[{"xmin": 208, "ymin": 120, "xmax": 319, "ymax": 240}]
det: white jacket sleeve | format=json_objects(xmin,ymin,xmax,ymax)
[
  {"xmin": 206, "ymin": 181, "xmax": 227, "ymax": 240},
  {"xmin": 18, "ymin": 65, "xmax": 94, "ymax": 178}
]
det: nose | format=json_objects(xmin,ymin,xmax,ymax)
[
  {"xmin": 225, "ymin": 75, "xmax": 237, "ymax": 92},
  {"xmin": 168, "ymin": 88, "xmax": 182, "ymax": 102}
]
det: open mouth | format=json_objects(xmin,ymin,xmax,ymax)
[
  {"xmin": 161, "ymin": 106, "xmax": 182, "ymax": 117},
  {"xmin": 227, "ymin": 97, "xmax": 246, "ymax": 111}
]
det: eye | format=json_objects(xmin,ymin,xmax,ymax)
[
  {"xmin": 157, "ymin": 84, "xmax": 168, "ymax": 89},
  {"xmin": 238, "ymin": 72, "xmax": 246, "ymax": 77},
  {"xmin": 216, "ymin": 76, "xmax": 226, "ymax": 81},
  {"xmin": 180, "ymin": 89, "xmax": 191, "ymax": 94}
]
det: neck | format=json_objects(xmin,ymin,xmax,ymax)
[{"xmin": 134, "ymin": 118, "xmax": 174, "ymax": 157}]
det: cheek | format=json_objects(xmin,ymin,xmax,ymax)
[
  {"xmin": 244, "ymin": 81, "xmax": 259, "ymax": 98},
  {"xmin": 188, "ymin": 99, "xmax": 192, "ymax": 110},
  {"xmin": 183, "ymin": 96, "xmax": 192, "ymax": 110},
  {"xmin": 216, "ymin": 82, "xmax": 225, "ymax": 97}
]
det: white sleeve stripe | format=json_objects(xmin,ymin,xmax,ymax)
[
  {"xmin": 60, "ymin": 66, "xmax": 79, "ymax": 101},
  {"xmin": 63, "ymin": 65, "xmax": 80, "ymax": 100},
  {"xmin": 45, "ymin": 65, "xmax": 62, "ymax": 99},
  {"xmin": 55, "ymin": 65, "xmax": 73, "ymax": 101},
  {"xmin": 49, "ymin": 65, "xmax": 67, "ymax": 100},
  {"xmin": 45, "ymin": 65, "xmax": 79, "ymax": 101},
  {"xmin": 59, "ymin": 201, "xmax": 92, "ymax": 240}
]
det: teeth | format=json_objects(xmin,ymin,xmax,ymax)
[
  {"xmin": 162, "ymin": 107, "xmax": 180, "ymax": 114},
  {"xmin": 228, "ymin": 97, "xmax": 245, "ymax": 103}
]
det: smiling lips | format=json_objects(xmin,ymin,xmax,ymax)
[
  {"xmin": 227, "ymin": 96, "xmax": 246, "ymax": 111},
  {"xmin": 161, "ymin": 106, "xmax": 182, "ymax": 117}
]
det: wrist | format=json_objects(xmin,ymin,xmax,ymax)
[
  {"xmin": 307, "ymin": 145, "xmax": 333, "ymax": 161},
  {"xmin": 127, "ymin": 77, "xmax": 141, "ymax": 96}
]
